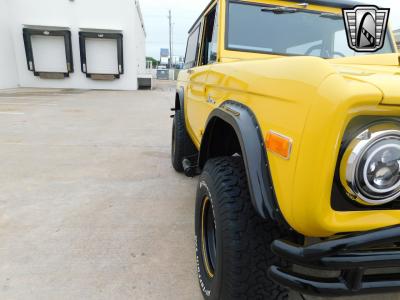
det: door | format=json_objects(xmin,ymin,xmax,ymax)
[
  {"xmin": 186, "ymin": 65, "xmax": 210, "ymax": 143},
  {"xmin": 186, "ymin": 3, "xmax": 219, "ymax": 143}
]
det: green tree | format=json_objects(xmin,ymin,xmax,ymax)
[{"xmin": 146, "ymin": 57, "xmax": 159, "ymax": 68}]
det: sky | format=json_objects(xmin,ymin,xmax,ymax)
[
  {"xmin": 140, "ymin": 0, "xmax": 210, "ymax": 59},
  {"xmin": 140, "ymin": 0, "xmax": 400, "ymax": 59}
]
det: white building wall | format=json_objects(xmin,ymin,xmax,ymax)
[
  {"xmin": 134, "ymin": 1, "xmax": 147, "ymax": 75},
  {"xmin": 3, "ymin": 0, "xmax": 146, "ymax": 90},
  {"xmin": 0, "ymin": 0, "xmax": 18, "ymax": 89}
]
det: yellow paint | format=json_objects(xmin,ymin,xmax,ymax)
[{"xmin": 178, "ymin": 0, "xmax": 400, "ymax": 237}]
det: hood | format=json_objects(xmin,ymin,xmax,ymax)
[{"xmin": 329, "ymin": 54, "xmax": 400, "ymax": 105}]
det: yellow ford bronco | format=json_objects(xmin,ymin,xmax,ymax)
[{"xmin": 171, "ymin": 0, "xmax": 400, "ymax": 298}]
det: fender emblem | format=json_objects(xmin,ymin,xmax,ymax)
[{"xmin": 207, "ymin": 96, "xmax": 216, "ymax": 105}]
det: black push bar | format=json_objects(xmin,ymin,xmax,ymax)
[{"xmin": 269, "ymin": 224, "xmax": 400, "ymax": 297}]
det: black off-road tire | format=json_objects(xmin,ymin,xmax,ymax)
[
  {"xmin": 171, "ymin": 109, "xmax": 196, "ymax": 172},
  {"xmin": 195, "ymin": 157, "xmax": 290, "ymax": 300}
]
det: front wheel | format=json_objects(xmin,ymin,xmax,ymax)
[{"xmin": 195, "ymin": 157, "xmax": 290, "ymax": 300}]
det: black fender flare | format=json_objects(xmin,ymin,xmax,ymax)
[
  {"xmin": 199, "ymin": 101, "xmax": 284, "ymax": 223},
  {"xmin": 175, "ymin": 87, "xmax": 185, "ymax": 112},
  {"xmin": 174, "ymin": 86, "xmax": 198, "ymax": 159}
]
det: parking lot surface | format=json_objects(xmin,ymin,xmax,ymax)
[
  {"xmin": 0, "ymin": 80, "xmax": 398, "ymax": 300},
  {"xmin": 0, "ymin": 81, "xmax": 201, "ymax": 300}
]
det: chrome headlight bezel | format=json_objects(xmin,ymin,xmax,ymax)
[{"xmin": 340, "ymin": 123, "xmax": 400, "ymax": 206}]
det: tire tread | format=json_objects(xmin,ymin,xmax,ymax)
[{"xmin": 202, "ymin": 157, "xmax": 289, "ymax": 300}]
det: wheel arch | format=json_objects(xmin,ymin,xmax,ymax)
[
  {"xmin": 199, "ymin": 101, "xmax": 286, "ymax": 224},
  {"xmin": 175, "ymin": 87, "xmax": 184, "ymax": 111}
]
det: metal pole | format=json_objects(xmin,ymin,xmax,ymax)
[
  {"xmin": 169, "ymin": 10, "xmax": 173, "ymax": 69},
  {"xmin": 171, "ymin": 23, "xmax": 174, "ymax": 67}
]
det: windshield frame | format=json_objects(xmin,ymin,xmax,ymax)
[{"xmin": 224, "ymin": 0, "xmax": 397, "ymax": 58}]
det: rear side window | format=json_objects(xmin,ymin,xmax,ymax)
[{"xmin": 184, "ymin": 25, "xmax": 201, "ymax": 69}]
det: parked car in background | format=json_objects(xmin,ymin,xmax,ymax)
[{"xmin": 156, "ymin": 66, "xmax": 169, "ymax": 80}]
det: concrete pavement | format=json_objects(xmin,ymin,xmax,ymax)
[
  {"xmin": 0, "ymin": 80, "xmax": 398, "ymax": 300},
  {"xmin": 0, "ymin": 82, "xmax": 201, "ymax": 300}
]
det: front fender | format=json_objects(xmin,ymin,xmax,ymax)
[{"xmin": 199, "ymin": 101, "xmax": 284, "ymax": 224}]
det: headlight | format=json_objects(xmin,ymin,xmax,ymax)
[{"xmin": 340, "ymin": 123, "xmax": 400, "ymax": 205}]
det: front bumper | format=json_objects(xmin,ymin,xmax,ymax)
[{"xmin": 269, "ymin": 224, "xmax": 400, "ymax": 297}]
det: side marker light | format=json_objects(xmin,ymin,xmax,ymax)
[{"xmin": 266, "ymin": 131, "xmax": 292, "ymax": 160}]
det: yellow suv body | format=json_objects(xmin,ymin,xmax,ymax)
[
  {"xmin": 177, "ymin": 0, "xmax": 399, "ymax": 237},
  {"xmin": 172, "ymin": 1, "xmax": 400, "ymax": 297}
]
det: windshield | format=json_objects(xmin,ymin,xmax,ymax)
[{"xmin": 227, "ymin": 2, "xmax": 395, "ymax": 58}]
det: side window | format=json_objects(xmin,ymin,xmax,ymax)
[
  {"xmin": 200, "ymin": 5, "xmax": 218, "ymax": 66},
  {"xmin": 208, "ymin": 5, "xmax": 219, "ymax": 64},
  {"xmin": 184, "ymin": 25, "xmax": 200, "ymax": 69}
]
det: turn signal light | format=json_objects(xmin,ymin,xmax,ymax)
[{"xmin": 266, "ymin": 131, "xmax": 292, "ymax": 159}]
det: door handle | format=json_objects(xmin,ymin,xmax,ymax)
[{"xmin": 187, "ymin": 69, "xmax": 195, "ymax": 75}]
